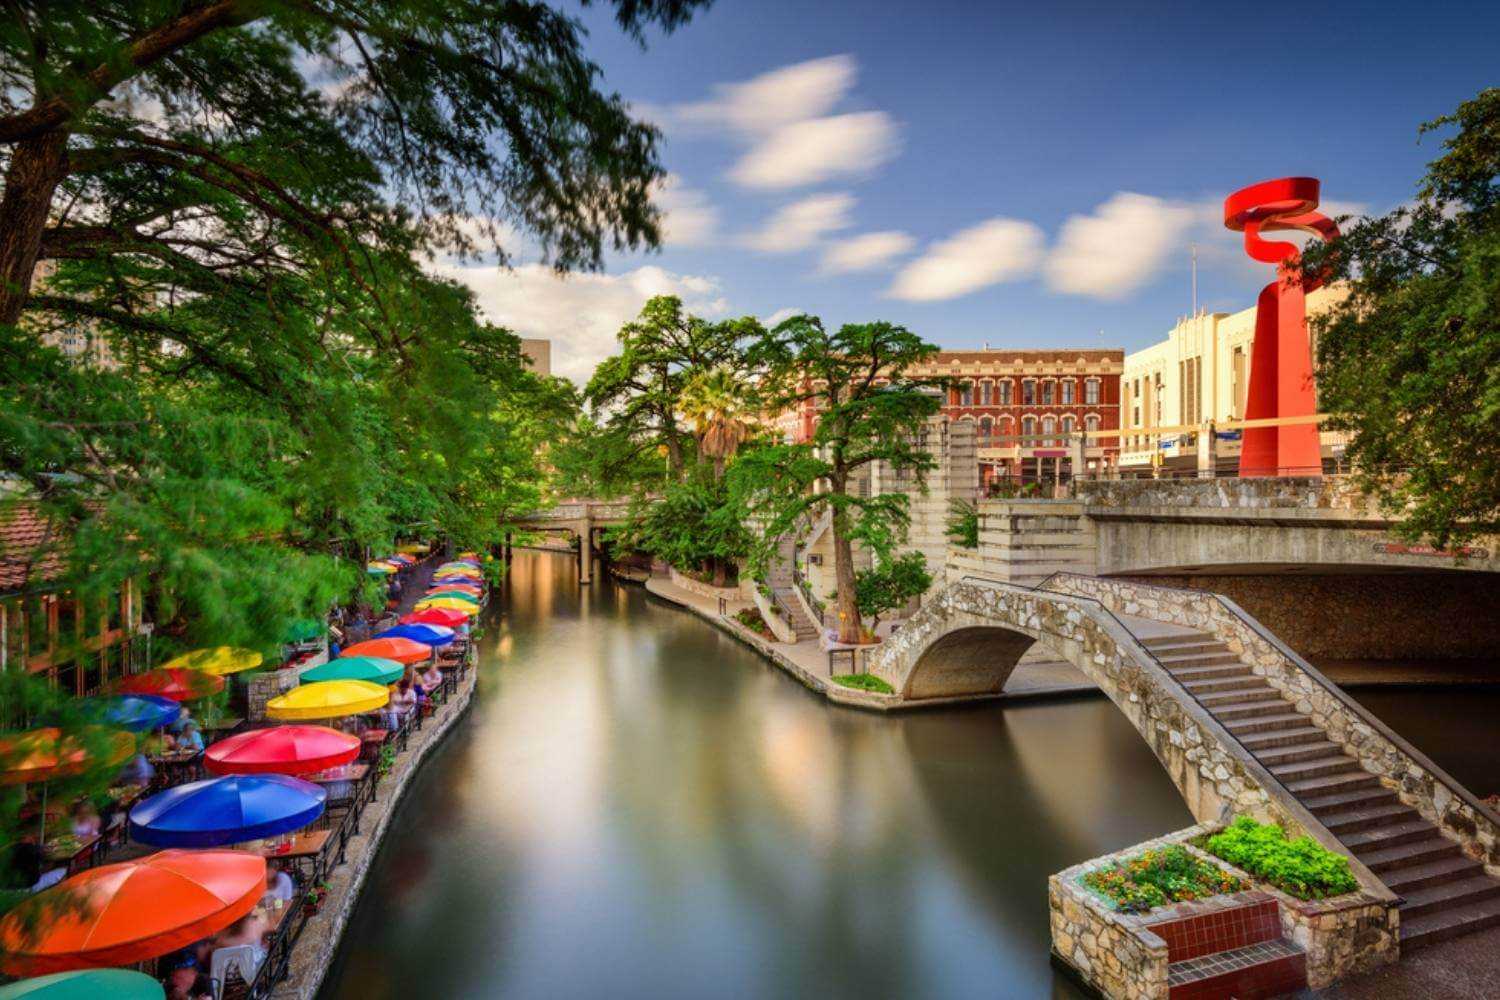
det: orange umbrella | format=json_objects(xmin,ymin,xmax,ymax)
[
  {"xmin": 0, "ymin": 850, "xmax": 266, "ymax": 975},
  {"xmin": 116, "ymin": 668, "xmax": 224, "ymax": 702},
  {"xmin": 339, "ymin": 637, "xmax": 431, "ymax": 665},
  {"xmin": 0, "ymin": 728, "xmax": 134, "ymax": 787}
]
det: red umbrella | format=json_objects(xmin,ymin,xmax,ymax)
[
  {"xmin": 339, "ymin": 637, "xmax": 431, "ymax": 665},
  {"xmin": 0, "ymin": 850, "xmax": 265, "ymax": 975},
  {"xmin": 203, "ymin": 724, "xmax": 360, "ymax": 776},
  {"xmin": 116, "ymin": 668, "xmax": 224, "ymax": 702},
  {"xmin": 400, "ymin": 608, "xmax": 469, "ymax": 628},
  {"xmin": 0, "ymin": 728, "xmax": 134, "ymax": 787}
]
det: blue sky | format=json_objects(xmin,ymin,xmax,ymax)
[{"xmin": 441, "ymin": 0, "xmax": 1500, "ymax": 382}]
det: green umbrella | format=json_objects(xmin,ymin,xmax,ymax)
[
  {"xmin": 0, "ymin": 970, "xmax": 164, "ymax": 1000},
  {"xmin": 301, "ymin": 656, "xmax": 403, "ymax": 686},
  {"xmin": 423, "ymin": 590, "xmax": 479, "ymax": 604},
  {"xmin": 282, "ymin": 618, "xmax": 323, "ymax": 644}
]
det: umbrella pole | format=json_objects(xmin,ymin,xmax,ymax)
[{"xmin": 37, "ymin": 780, "xmax": 47, "ymax": 843}]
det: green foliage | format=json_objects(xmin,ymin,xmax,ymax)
[
  {"xmin": 831, "ymin": 673, "xmax": 894, "ymax": 694},
  {"xmin": 1204, "ymin": 817, "xmax": 1359, "ymax": 900},
  {"xmin": 945, "ymin": 497, "xmax": 979, "ymax": 548},
  {"xmin": 611, "ymin": 474, "xmax": 752, "ymax": 585},
  {"xmin": 728, "ymin": 315, "xmax": 942, "ymax": 641},
  {"xmin": 1303, "ymin": 88, "xmax": 1500, "ymax": 546},
  {"xmin": 1080, "ymin": 845, "xmax": 1244, "ymax": 914},
  {"xmin": 732, "ymin": 607, "xmax": 772, "ymax": 638},
  {"xmin": 853, "ymin": 551, "xmax": 932, "ymax": 628}
]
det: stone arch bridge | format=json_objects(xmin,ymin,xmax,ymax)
[
  {"xmin": 506, "ymin": 499, "xmax": 633, "ymax": 583},
  {"xmin": 868, "ymin": 572, "xmax": 1500, "ymax": 949}
]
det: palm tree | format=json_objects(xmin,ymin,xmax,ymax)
[{"xmin": 679, "ymin": 367, "xmax": 754, "ymax": 479}]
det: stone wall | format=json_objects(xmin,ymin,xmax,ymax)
[
  {"xmin": 1046, "ymin": 573, "xmax": 1500, "ymax": 876},
  {"xmin": 868, "ymin": 579, "xmax": 1316, "ymax": 831},
  {"xmin": 667, "ymin": 567, "xmax": 750, "ymax": 602},
  {"xmin": 1050, "ymin": 862, "xmax": 1169, "ymax": 1000},
  {"xmin": 247, "ymin": 668, "xmax": 299, "ymax": 722},
  {"xmin": 1118, "ymin": 572, "xmax": 1500, "ymax": 661},
  {"xmin": 1076, "ymin": 476, "xmax": 1377, "ymax": 513}
]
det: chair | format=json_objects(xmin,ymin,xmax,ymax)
[{"xmin": 209, "ymin": 944, "xmax": 260, "ymax": 1000}]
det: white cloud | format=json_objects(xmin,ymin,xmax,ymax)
[
  {"xmin": 435, "ymin": 263, "xmax": 729, "ymax": 385},
  {"xmin": 763, "ymin": 307, "xmax": 804, "ymax": 326},
  {"xmin": 740, "ymin": 193, "xmax": 855, "ymax": 253},
  {"xmin": 656, "ymin": 55, "xmax": 900, "ymax": 191},
  {"xmin": 729, "ymin": 112, "xmax": 899, "ymax": 190},
  {"xmin": 1045, "ymin": 192, "xmax": 1201, "ymax": 299},
  {"xmin": 675, "ymin": 55, "xmax": 856, "ymax": 137},
  {"xmin": 887, "ymin": 219, "xmax": 1045, "ymax": 302},
  {"xmin": 819, "ymin": 230, "xmax": 915, "ymax": 275},
  {"xmin": 652, "ymin": 174, "xmax": 718, "ymax": 247}
]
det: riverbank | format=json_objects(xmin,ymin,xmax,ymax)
[
  {"xmin": 642, "ymin": 573, "xmax": 1092, "ymax": 710},
  {"xmin": 271, "ymin": 648, "xmax": 478, "ymax": 999}
]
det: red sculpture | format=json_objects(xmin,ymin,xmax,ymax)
[{"xmin": 1224, "ymin": 177, "xmax": 1338, "ymax": 477}]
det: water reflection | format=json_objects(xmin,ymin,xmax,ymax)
[{"xmin": 322, "ymin": 551, "xmax": 1194, "ymax": 999}]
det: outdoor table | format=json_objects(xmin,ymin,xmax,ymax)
[
  {"xmin": 357, "ymin": 728, "xmax": 389, "ymax": 762},
  {"xmin": 45, "ymin": 833, "xmax": 100, "ymax": 873},
  {"xmin": 305, "ymin": 762, "xmax": 372, "ymax": 812},
  {"xmin": 239, "ymin": 828, "xmax": 333, "ymax": 885}
]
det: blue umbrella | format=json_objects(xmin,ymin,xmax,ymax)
[
  {"xmin": 129, "ymin": 774, "xmax": 326, "ymax": 847},
  {"xmin": 85, "ymin": 694, "xmax": 181, "ymax": 733},
  {"xmin": 374, "ymin": 624, "xmax": 455, "ymax": 648}
]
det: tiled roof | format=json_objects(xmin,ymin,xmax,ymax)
[{"xmin": 0, "ymin": 502, "xmax": 66, "ymax": 593}]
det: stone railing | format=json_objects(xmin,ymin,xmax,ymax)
[
  {"xmin": 1074, "ymin": 476, "xmax": 1377, "ymax": 514},
  {"xmin": 1045, "ymin": 573, "xmax": 1500, "ymax": 875},
  {"xmin": 1051, "ymin": 823, "xmax": 1396, "ymax": 999},
  {"xmin": 750, "ymin": 587, "xmax": 798, "ymax": 644},
  {"xmin": 667, "ymin": 567, "xmax": 749, "ymax": 602}
]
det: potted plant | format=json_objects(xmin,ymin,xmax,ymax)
[{"xmin": 303, "ymin": 881, "xmax": 332, "ymax": 916}]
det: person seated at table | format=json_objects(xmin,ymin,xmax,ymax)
[
  {"xmin": 118, "ymin": 752, "xmax": 155, "ymax": 787},
  {"xmin": 178, "ymin": 719, "xmax": 205, "ymax": 753},
  {"xmin": 388, "ymin": 678, "xmax": 418, "ymax": 721},
  {"xmin": 144, "ymin": 730, "xmax": 177, "ymax": 756},
  {"xmin": 171, "ymin": 705, "xmax": 193, "ymax": 734},
  {"xmin": 70, "ymin": 800, "xmax": 101, "ymax": 839},
  {"xmin": 418, "ymin": 662, "xmax": 443, "ymax": 693},
  {"xmin": 164, "ymin": 966, "xmax": 212, "ymax": 1000},
  {"xmin": 261, "ymin": 861, "xmax": 296, "ymax": 905},
  {"xmin": 211, "ymin": 912, "xmax": 269, "ymax": 975}
]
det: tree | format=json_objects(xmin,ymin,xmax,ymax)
[
  {"xmin": 583, "ymin": 296, "xmax": 761, "ymax": 481},
  {"xmin": 679, "ymin": 366, "xmax": 757, "ymax": 479},
  {"xmin": 0, "ymin": 0, "xmax": 712, "ymax": 328},
  {"xmin": 854, "ymin": 551, "xmax": 932, "ymax": 635},
  {"xmin": 729, "ymin": 316, "xmax": 942, "ymax": 643},
  {"xmin": 1302, "ymin": 88, "xmax": 1500, "ymax": 547},
  {"xmin": 612, "ymin": 473, "xmax": 752, "ymax": 586}
]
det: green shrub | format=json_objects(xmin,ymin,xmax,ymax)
[
  {"xmin": 1080, "ymin": 845, "xmax": 1243, "ymax": 913},
  {"xmin": 1203, "ymin": 817, "xmax": 1359, "ymax": 900},
  {"xmin": 832, "ymin": 673, "xmax": 894, "ymax": 694},
  {"xmin": 733, "ymin": 607, "xmax": 773, "ymax": 638}
]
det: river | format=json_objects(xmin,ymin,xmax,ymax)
[{"xmin": 320, "ymin": 550, "xmax": 1496, "ymax": 1000}]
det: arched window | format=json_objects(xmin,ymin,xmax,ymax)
[
  {"xmin": 1061, "ymin": 415, "xmax": 1076, "ymax": 437},
  {"xmin": 979, "ymin": 380, "xmax": 992, "ymax": 406},
  {"xmin": 1022, "ymin": 415, "xmax": 1036, "ymax": 440},
  {"xmin": 1041, "ymin": 380, "xmax": 1055, "ymax": 405},
  {"xmin": 1061, "ymin": 379, "xmax": 1076, "ymax": 405},
  {"xmin": 1042, "ymin": 416, "xmax": 1057, "ymax": 445},
  {"xmin": 1086, "ymin": 414, "xmax": 1101, "ymax": 433},
  {"xmin": 998, "ymin": 415, "xmax": 1014, "ymax": 442},
  {"xmin": 1022, "ymin": 379, "xmax": 1036, "ymax": 406},
  {"xmin": 979, "ymin": 416, "xmax": 993, "ymax": 443},
  {"xmin": 998, "ymin": 379, "xmax": 1013, "ymax": 405},
  {"xmin": 959, "ymin": 380, "xmax": 974, "ymax": 406},
  {"xmin": 1085, "ymin": 378, "xmax": 1101, "ymax": 405}
]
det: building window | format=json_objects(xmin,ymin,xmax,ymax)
[
  {"xmin": 1086, "ymin": 414, "xmax": 1101, "ymax": 433},
  {"xmin": 1042, "ymin": 416, "xmax": 1056, "ymax": 445},
  {"xmin": 998, "ymin": 415, "xmax": 1013, "ymax": 442},
  {"xmin": 979, "ymin": 380, "xmax": 992, "ymax": 406},
  {"xmin": 1022, "ymin": 415, "xmax": 1036, "ymax": 440},
  {"xmin": 979, "ymin": 416, "xmax": 993, "ymax": 443},
  {"xmin": 1022, "ymin": 380, "xmax": 1036, "ymax": 405},
  {"xmin": 1061, "ymin": 415, "xmax": 1075, "ymax": 437},
  {"xmin": 1232, "ymin": 346, "xmax": 1246, "ymax": 418},
  {"xmin": 998, "ymin": 379, "xmax": 1013, "ymax": 405},
  {"xmin": 1061, "ymin": 379, "xmax": 1075, "ymax": 404},
  {"xmin": 959, "ymin": 380, "xmax": 973, "ymax": 406},
  {"xmin": 1085, "ymin": 378, "xmax": 1100, "ymax": 405}
]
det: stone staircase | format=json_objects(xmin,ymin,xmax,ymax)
[
  {"xmin": 1138, "ymin": 628, "xmax": 1500, "ymax": 949},
  {"xmin": 1146, "ymin": 892, "xmax": 1306, "ymax": 999},
  {"xmin": 773, "ymin": 587, "xmax": 820, "ymax": 642}
]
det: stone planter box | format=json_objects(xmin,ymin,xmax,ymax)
[
  {"xmin": 1049, "ymin": 824, "xmax": 1396, "ymax": 1000},
  {"xmin": 667, "ymin": 567, "xmax": 747, "ymax": 602}
]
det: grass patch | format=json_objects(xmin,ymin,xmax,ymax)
[
  {"xmin": 832, "ymin": 673, "xmax": 894, "ymax": 694},
  {"xmin": 1200, "ymin": 817, "xmax": 1358, "ymax": 900},
  {"xmin": 1080, "ymin": 845, "xmax": 1244, "ymax": 913}
]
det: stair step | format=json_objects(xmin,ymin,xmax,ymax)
[
  {"xmin": 1159, "ymin": 653, "xmax": 1245, "ymax": 669},
  {"xmin": 1303, "ymin": 787, "xmax": 1399, "ymax": 814},
  {"xmin": 1269, "ymin": 756, "xmax": 1365, "ymax": 781},
  {"xmin": 1341, "ymin": 819, "xmax": 1443, "ymax": 852},
  {"xmin": 1254, "ymin": 741, "xmax": 1344, "ymax": 768},
  {"xmin": 1182, "ymin": 675, "xmax": 1268, "ymax": 695},
  {"xmin": 1400, "ymin": 893, "xmax": 1500, "ymax": 948},
  {"xmin": 1358, "ymin": 835, "xmax": 1461, "ymax": 873},
  {"xmin": 1283, "ymin": 769, "xmax": 1382, "ymax": 796},
  {"xmin": 1225, "ymin": 712, "xmax": 1313, "ymax": 735},
  {"xmin": 1239, "ymin": 726, "xmax": 1330, "ymax": 751},
  {"xmin": 1197, "ymin": 686, "xmax": 1283, "ymax": 708},
  {"xmin": 1321, "ymin": 803, "xmax": 1421, "ymax": 835},
  {"xmin": 1171, "ymin": 663, "xmax": 1255, "ymax": 682},
  {"xmin": 1142, "ymin": 634, "xmax": 1215, "ymax": 649},
  {"xmin": 1213, "ymin": 699, "xmax": 1295, "ymax": 721},
  {"xmin": 1165, "ymin": 938, "xmax": 1307, "ymax": 996},
  {"xmin": 1381, "ymin": 855, "xmax": 1486, "ymax": 894},
  {"xmin": 1151, "ymin": 641, "xmax": 1231, "ymax": 657},
  {"xmin": 1399, "ymin": 875, "xmax": 1500, "ymax": 919}
]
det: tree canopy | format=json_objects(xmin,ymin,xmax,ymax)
[{"xmin": 1304, "ymin": 88, "xmax": 1500, "ymax": 546}]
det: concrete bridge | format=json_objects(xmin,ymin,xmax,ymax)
[
  {"xmin": 869, "ymin": 571, "xmax": 1500, "ymax": 950},
  {"xmin": 506, "ymin": 499, "xmax": 633, "ymax": 583}
]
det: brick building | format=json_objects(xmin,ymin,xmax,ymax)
[{"xmin": 909, "ymin": 349, "xmax": 1124, "ymax": 488}]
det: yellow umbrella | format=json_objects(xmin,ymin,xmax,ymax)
[
  {"xmin": 160, "ymin": 647, "xmax": 263, "ymax": 677},
  {"xmin": 397, "ymin": 543, "xmax": 429, "ymax": 554},
  {"xmin": 414, "ymin": 598, "xmax": 479, "ymax": 616},
  {"xmin": 265, "ymin": 680, "xmax": 388, "ymax": 721}
]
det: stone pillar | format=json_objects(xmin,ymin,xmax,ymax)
[
  {"xmin": 247, "ymin": 669, "xmax": 299, "ymax": 723},
  {"xmin": 1197, "ymin": 422, "xmax": 1217, "ymax": 478},
  {"xmin": 1069, "ymin": 432, "xmax": 1086, "ymax": 489},
  {"xmin": 578, "ymin": 521, "xmax": 594, "ymax": 585}
]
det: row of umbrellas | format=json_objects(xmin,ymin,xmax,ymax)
[{"xmin": 0, "ymin": 550, "xmax": 486, "ymax": 987}]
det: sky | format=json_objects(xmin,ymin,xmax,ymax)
[{"xmin": 436, "ymin": 0, "xmax": 1500, "ymax": 384}]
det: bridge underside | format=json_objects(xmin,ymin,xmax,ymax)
[{"xmin": 904, "ymin": 626, "xmax": 1038, "ymax": 699}]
